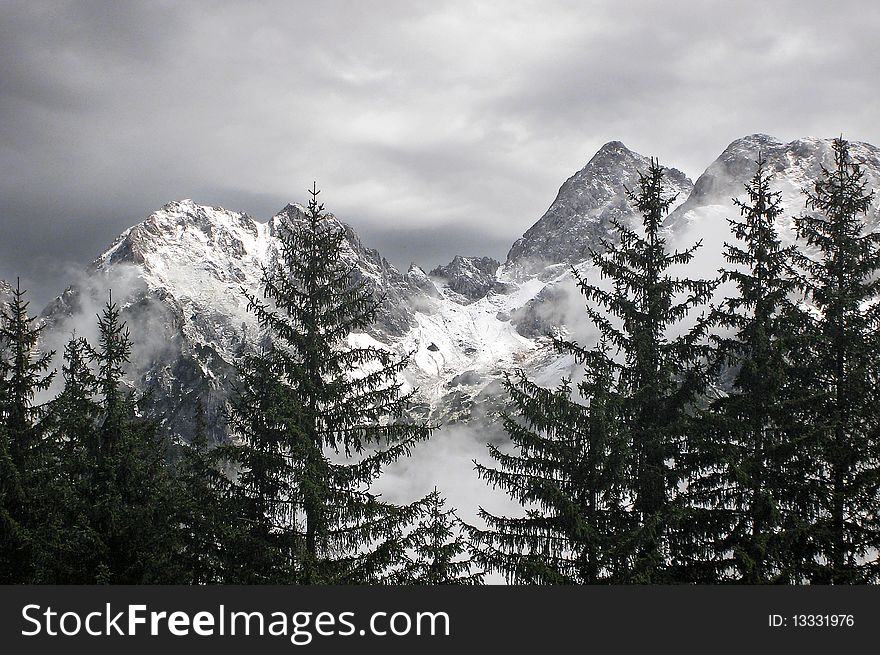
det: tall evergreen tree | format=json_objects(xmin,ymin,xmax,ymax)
[
  {"xmin": 688, "ymin": 157, "xmax": 811, "ymax": 583},
  {"xmin": 33, "ymin": 334, "xmax": 104, "ymax": 583},
  {"xmin": 577, "ymin": 161, "xmax": 716, "ymax": 582},
  {"xmin": 87, "ymin": 297, "xmax": 179, "ymax": 583},
  {"xmin": 474, "ymin": 161, "xmax": 714, "ymax": 583},
  {"xmin": 54, "ymin": 335, "xmax": 101, "ymax": 460},
  {"xmin": 793, "ymin": 137, "xmax": 880, "ymax": 584},
  {"xmin": 224, "ymin": 184, "xmax": 432, "ymax": 584},
  {"xmin": 175, "ymin": 399, "xmax": 229, "ymax": 584},
  {"xmin": 470, "ymin": 349, "xmax": 630, "ymax": 584},
  {"xmin": 400, "ymin": 488, "xmax": 484, "ymax": 585},
  {"xmin": 0, "ymin": 280, "xmax": 55, "ymax": 583}
]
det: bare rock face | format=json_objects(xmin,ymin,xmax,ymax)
[
  {"xmin": 429, "ymin": 255, "xmax": 510, "ymax": 302},
  {"xmin": 0, "ymin": 279, "xmax": 13, "ymax": 306},
  {"xmin": 505, "ymin": 141, "xmax": 693, "ymax": 277},
  {"xmin": 405, "ymin": 264, "xmax": 441, "ymax": 299}
]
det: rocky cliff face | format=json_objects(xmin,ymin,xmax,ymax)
[
  {"xmin": 429, "ymin": 256, "xmax": 511, "ymax": 303},
  {"xmin": 505, "ymin": 141, "xmax": 693, "ymax": 277}
]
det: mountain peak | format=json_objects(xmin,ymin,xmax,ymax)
[
  {"xmin": 681, "ymin": 135, "xmax": 879, "ymax": 207},
  {"xmin": 95, "ymin": 199, "xmax": 263, "ymax": 272},
  {"xmin": 595, "ymin": 140, "xmax": 630, "ymax": 155},
  {"xmin": 278, "ymin": 202, "xmax": 307, "ymax": 216},
  {"xmin": 429, "ymin": 256, "xmax": 504, "ymax": 303},
  {"xmin": 727, "ymin": 132, "xmax": 780, "ymax": 147},
  {"xmin": 667, "ymin": 134, "xmax": 880, "ymax": 235},
  {"xmin": 505, "ymin": 141, "xmax": 693, "ymax": 275}
]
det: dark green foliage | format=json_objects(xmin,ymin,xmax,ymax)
[
  {"xmin": 475, "ymin": 161, "xmax": 715, "ymax": 584},
  {"xmin": 793, "ymin": 138, "xmax": 880, "ymax": 584},
  {"xmin": 573, "ymin": 162, "xmax": 716, "ymax": 582},
  {"xmin": 0, "ymin": 281, "xmax": 55, "ymax": 466},
  {"xmin": 174, "ymin": 399, "xmax": 230, "ymax": 584},
  {"xmin": 687, "ymin": 157, "xmax": 811, "ymax": 583},
  {"xmin": 223, "ymin": 185, "xmax": 432, "ymax": 584},
  {"xmin": 400, "ymin": 488, "xmax": 483, "ymax": 585},
  {"xmin": 471, "ymin": 352, "xmax": 630, "ymax": 584},
  {"xmin": 219, "ymin": 353, "xmax": 303, "ymax": 582},
  {"xmin": 31, "ymin": 335, "xmax": 104, "ymax": 583},
  {"xmin": 74, "ymin": 298, "xmax": 180, "ymax": 583},
  {"xmin": 0, "ymin": 280, "xmax": 55, "ymax": 583},
  {"xmin": 54, "ymin": 336, "xmax": 102, "ymax": 459}
]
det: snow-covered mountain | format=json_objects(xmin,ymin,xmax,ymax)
[
  {"xmin": 40, "ymin": 201, "xmax": 446, "ymax": 440},
  {"xmin": 35, "ymin": 135, "xmax": 880, "ymax": 443},
  {"xmin": 429, "ymin": 256, "xmax": 511, "ymax": 303},
  {"xmin": 667, "ymin": 133, "xmax": 880, "ymax": 237},
  {"xmin": 0, "ymin": 279, "xmax": 12, "ymax": 307}
]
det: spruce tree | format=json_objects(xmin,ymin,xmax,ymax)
[
  {"xmin": 0, "ymin": 281, "xmax": 55, "ymax": 467},
  {"xmin": 470, "ymin": 349, "xmax": 630, "ymax": 584},
  {"xmin": 0, "ymin": 279, "xmax": 55, "ymax": 583},
  {"xmin": 400, "ymin": 488, "xmax": 483, "ymax": 585},
  {"xmin": 224, "ymin": 184, "xmax": 432, "ymax": 584},
  {"xmin": 220, "ymin": 353, "xmax": 301, "ymax": 582},
  {"xmin": 475, "ymin": 161, "xmax": 714, "ymax": 583},
  {"xmin": 33, "ymin": 334, "xmax": 104, "ymax": 583},
  {"xmin": 175, "ymin": 399, "xmax": 228, "ymax": 584},
  {"xmin": 689, "ymin": 157, "xmax": 810, "ymax": 583},
  {"xmin": 586, "ymin": 161, "xmax": 715, "ymax": 582},
  {"xmin": 793, "ymin": 137, "xmax": 880, "ymax": 584},
  {"xmin": 87, "ymin": 297, "xmax": 179, "ymax": 583},
  {"xmin": 54, "ymin": 335, "xmax": 101, "ymax": 461}
]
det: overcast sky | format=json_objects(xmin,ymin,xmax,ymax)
[{"xmin": 2, "ymin": 0, "xmax": 879, "ymax": 306}]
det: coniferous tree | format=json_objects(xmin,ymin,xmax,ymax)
[
  {"xmin": 224, "ymin": 184, "xmax": 432, "ymax": 584},
  {"xmin": 34, "ymin": 334, "xmax": 104, "ymax": 583},
  {"xmin": 474, "ymin": 161, "xmax": 714, "ymax": 584},
  {"xmin": 175, "ymin": 399, "xmax": 229, "ymax": 584},
  {"xmin": 793, "ymin": 137, "xmax": 880, "ymax": 584},
  {"xmin": 688, "ymin": 157, "xmax": 811, "ymax": 583},
  {"xmin": 54, "ymin": 335, "xmax": 101, "ymax": 461},
  {"xmin": 87, "ymin": 297, "xmax": 179, "ymax": 583},
  {"xmin": 580, "ymin": 161, "xmax": 716, "ymax": 582},
  {"xmin": 220, "ymin": 353, "xmax": 301, "ymax": 582},
  {"xmin": 399, "ymin": 488, "xmax": 483, "ymax": 585},
  {"xmin": 0, "ymin": 280, "xmax": 55, "ymax": 583},
  {"xmin": 470, "ymin": 349, "xmax": 630, "ymax": 584}
]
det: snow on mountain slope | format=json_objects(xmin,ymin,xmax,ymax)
[
  {"xmin": 41, "ymin": 200, "xmax": 442, "ymax": 441},
  {"xmin": 35, "ymin": 135, "xmax": 880, "ymax": 444},
  {"xmin": 399, "ymin": 277, "xmax": 551, "ymax": 421},
  {"xmin": 668, "ymin": 134, "xmax": 880, "ymax": 239},
  {"xmin": 665, "ymin": 134, "xmax": 880, "ymax": 307},
  {"xmin": 0, "ymin": 279, "xmax": 13, "ymax": 306},
  {"xmin": 99, "ymin": 200, "xmax": 271, "ymax": 356}
]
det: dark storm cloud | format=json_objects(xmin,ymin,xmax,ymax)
[{"xmin": 1, "ymin": 0, "xmax": 878, "ymax": 306}]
